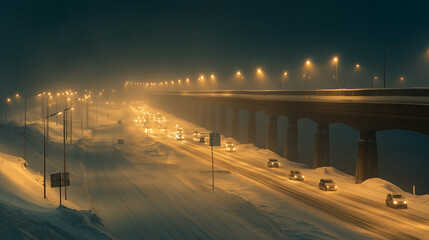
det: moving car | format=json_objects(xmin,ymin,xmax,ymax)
[
  {"xmin": 267, "ymin": 159, "xmax": 280, "ymax": 167},
  {"xmin": 288, "ymin": 170, "xmax": 304, "ymax": 181},
  {"xmin": 193, "ymin": 131, "xmax": 201, "ymax": 142},
  {"xmin": 319, "ymin": 179, "xmax": 338, "ymax": 191},
  {"xmin": 386, "ymin": 193, "xmax": 408, "ymax": 208},
  {"xmin": 176, "ymin": 129, "xmax": 184, "ymax": 140},
  {"xmin": 176, "ymin": 133, "xmax": 184, "ymax": 140},
  {"xmin": 225, "ymin": 141, "xmax": 236, "ymax": 152}
]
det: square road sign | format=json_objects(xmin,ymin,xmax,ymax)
[{"xmin": 209, "ymin": 133, "xmax": 221, "ymax": 146}]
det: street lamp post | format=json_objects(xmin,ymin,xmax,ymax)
[
  {"xmin": 24, "ymin": 92, "xmax": 43, "ymax": 160},
  {"xmin": 5, "ymin": 98, "xmax": 11, "ymax": 124},
  {"xmin": 333, "ymin": 57, "xmax": 339, "ymax": 88},
  {"xmin": 63, "ymin": 107, "xmax": 73, "ymax": 200},
  {"xmin": 305, "ymin": 60, "xmax": 311, "ymax": 90},
  {"xmin": 43, "ymin": 110, "xmax": 62, "ymax": 199},
  {"xmin": 281, "ymin": 72, "xmax": 288, "ymax": 90}
]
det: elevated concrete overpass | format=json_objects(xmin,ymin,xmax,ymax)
[{"xmin": 142, "ymin": 89, "xmax": 429, "ymax": 183}]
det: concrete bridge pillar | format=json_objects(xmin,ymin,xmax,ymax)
[
  {"xmin": 266, "ymin": 114, "xmax": 278, "ymax": 153},
  {"xmin": 208, "ymin": 105, "xmax": 216, "ymax": 131},
  {"xmin": 313, "ymin": 123, "xmax": 330, "ymax": 168},
  {"xmin": 284, "ymin": 118, "xmax": 298, "ymax": 162},
  {"xmin": 219, "ymin": 106, "xmax": 226, "ymax": 136},
  {"xmin": 246, "ymin": 110, "xmax": 256, "ymax": 144},
  {"xmin": 231, "ymin": 107, "xmax": 240, "ymax": 141},
  {"xmin": 355, "ymin": 131, "xmax": 378, "ymax": 183}
]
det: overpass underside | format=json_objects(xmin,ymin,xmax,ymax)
[{"xmin": 145, "ymin": 91, "xmax": 429, "ymax": 184}]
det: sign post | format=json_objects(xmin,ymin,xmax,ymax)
[
  {"xmin": 51, "ymin": 172, "xmax": 70, "ymax": 206},
  {"xmin": 209, "ymin": 133, "xmax": 221, "ymax": 190}
]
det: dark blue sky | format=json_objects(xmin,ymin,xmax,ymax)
[{"xmin": 1, "ymin": 0, "xmax": 428, "ymax": 94}]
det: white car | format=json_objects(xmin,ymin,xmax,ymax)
[
  {"xmin": 288, "ymin": 170, "xmax": 304, "ymax": 181},
  {"xmin": 193, "ymin": 131, "xmax": 201, "ymax": 142},
  {"xmin": 386, "ymin": 193, "xmax": 407, "ymax": 208},
  {"xmin": 267, "ymin": 159, "xmax": 279, "ymax": 167},
  {"xmin": 225, "ymin": 141, "xmax": 236, "ymax": 152},
  {"xmin": 319, "ymin": 179, "xmax": 338, "ymax": 191}
]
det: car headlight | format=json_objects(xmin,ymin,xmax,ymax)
[
  {"xmin": 404, "ymin": 201, "xmax": 407, "ymax": 204},
  {"xmin": 394, "ymin": 201, "xmax": 397, "ymax": 204}
]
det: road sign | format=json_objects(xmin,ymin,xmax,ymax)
[
  {"xmin": 50, "ymin": 172, "xmax": 70, "ymax": 206},
  {"xmin": 51, "ymin": 172, "xmax": 70, "ymax": 188},
  {"xmin": 209, "ymin": 133, "xmax": 221, "ymax": 146}
]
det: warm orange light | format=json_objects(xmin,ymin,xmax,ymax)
[
  {"xmin": 200, "ymin": 75, "xmax": 205, "ymax": 80},
  {"xmin": 257, "ymin": 68, "xmax": 262, "ymax": 74},
  {"xmin": 211, "ymin": 74, "xmax": 215, "ymax": 79},
  {"xmin": 186, "ymin": 78, "xmax": 190, "ymax": 83},
  {"xmin": 356, "ymin": 64, "xmax": 360, "ymax": 68},
  {"xmin": 58, "ymin": 112, "xmax": 62, "ymax": 115},
  {"xmin": 283, "ymin": 71, "xmax": 288, "ymax": 76},
  {"xmin": 57, "ymin": 93, "xmax": 60, "ymax": 96},
  {"xmin": 171, "ymin": 80, "xmax": 174, "ymax": 84},
  {"xmin": 400, "ymin": 76, "xmax": 405, "ymax": 81},
  {"xmin": 15, "ymin": 93, "xmax": 20, "ymax": 98},
  {"xmin": 333, "ymin": 57, "xmax": 338, "ymax": 62},
  {"xmin": 6, "ymin": 98, "xmax": 11, "ymax": 102},
  {"xmin": 236, "ymin": 71, "xmax": 241, "ymax": 76},
  {"xmin": 178, "ymin": 79, "xmax": 181, "ymax": 84},
  {"xmin": 306, "ymin": 60, "xmax": 311, "ymax": 65},
  {"xmin": 374, "ymin": 76, "xmax": 378, "ymax": 80}
]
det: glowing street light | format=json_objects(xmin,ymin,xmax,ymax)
[
  {"xmin": 400, "ymin": 76, "xmax": 405, "ymax": 81},
  {"xmin": 305, "ymin": 59, "xmax": 312, "ymax": 90},
  {"xmin": 333, "ymin": 57, "xmax": 339, "ymax": 88},
  {"xmin": 5, "ymin": 98, "xmax": 11, "ymax": 124},
  {"xmin": 186, "ymin": 78, "xmax": 190, "ymax": 84},
  {"xmin": 257, "ymin": 68, "xmax": 262, "ymax": 74}
]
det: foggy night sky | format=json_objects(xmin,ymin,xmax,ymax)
[{"xmin": 0, "ymin": 0, "xmax": 428, "ymax": 95}]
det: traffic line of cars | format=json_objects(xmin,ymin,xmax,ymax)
[
  {"xmin": 132, "ymin": 103, "xmax": 408, "ymax": 210},
  {"xmin": 266, "ymin": 159, "xmax": 407, "ymax": 208}
]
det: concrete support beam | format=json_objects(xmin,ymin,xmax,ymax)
[
  {"xmin": 219, "ymin": 106, "xmax": 226, "ymax": 136},
  {"xmin": 266, "ymin": 114, "xmax": 278, "ymax": 153},
  {"xmin": 208, "ymin": 105, "xmax": 216, "ymax": 131},
  {"xmin": 284, "ymin": 118, "xmax": 298, "ymax": 162},
  {"xmin": 313, "ymin": 123, "xmax": 330, "ymax": 168},
  {"xmin": 355, "ymin": 131, "xmax": 378, "ymax": 183},
  {"xmin": 231, "ymin": 107, "xmax": 240, "ymax": 140},
  {"xmin": 246, "ymin": 110, "xmax": 256, "ymax": 144}
]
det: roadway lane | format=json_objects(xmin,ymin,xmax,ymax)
[{"xmin": 146, "ymin": 122, "xmax": 429, "ymax": 240}]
